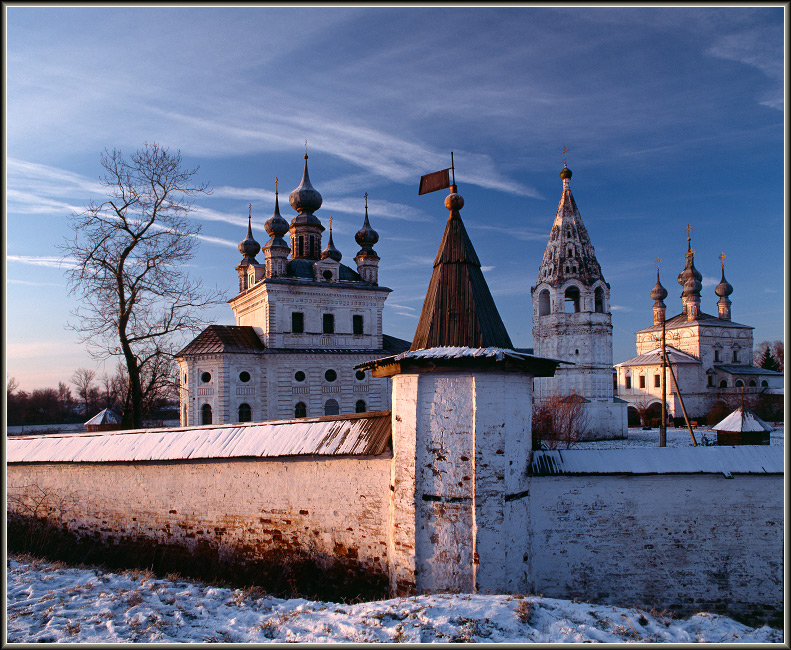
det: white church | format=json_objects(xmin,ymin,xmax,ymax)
[{"xmin": 176, "ymin": 152, "xmax": 410, "ymax": 426}]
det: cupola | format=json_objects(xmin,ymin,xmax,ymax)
[
  {"xmin": 650, "ymin": 264, "xmax": 668, "ymax": 326},
  {"xmin": 238, "ymin": 205, "xmax": 260, "ymax": 262},
  {"xmin": 288, "ymin": 144, "xmax": 325, "ymax": 261},
  {"xmin": 354, "ymin": 193, "xmax": 381, "ymax": 285},
  {"xmin": 263, "ymin": 179, "xmax": 290, "ymax": 279},
  {"xmin": 321, "ymin": 218, "xmax": 342, "ymax": 262},
  {"xmin": 715, "ymin": 253, "xmax": 733, "ymax": 321}
]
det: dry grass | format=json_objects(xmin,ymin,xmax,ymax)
[{"xmin": 515, "ymin": 598, "xmax": 532, "ymax": 623}]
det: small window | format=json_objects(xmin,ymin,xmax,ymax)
[
  {"xmin": 719, "ymin": 380, "xmax": 728, "ymax": 388},
  {"xmin": 748, "ymin": 380, "xmax": 756, "ymax": 387},
  {"xmin": 324, "ymin": 399, "xmax": 340, "ymax": 416},
  {"xmin": 323, "ymin": 270, "xmax": 333, "ymax": 280},
  {"xmin": 538, "ymin": 289, "xmax": 551, "ymax": 317},
  {"xmin": 239, "ymin": 371, "xmax": 250, "ymax": 383},
  {"xmin": 594, "ymin": 287, "xmax": 604, "ymax": 314},
  {"xmin": 735, "ymin": 379, "xmax": 744, "ymax": 388},
  {"xmin": 298, "ymin": 235, "xmax": 304, "ymax": 257},
  {"xmin": 292, "ymin": 312, "xmax": 304, "ymax": 333},
  {"xmin": 564, "ymin": 286, "xmax": 580, "ymax": 313},
  {"xmin": 761, "ymin": 380, "xmax": 768, "ymax": 388},
  {"xmin": 202, "ymin": 404, "xmax": 212, "ymax": 425},
  {"xmin": 714, "ymin": 349, "xmax": 721, "ymax": 362},
  {"xmin": 294, "ymin": 370, "xmax": 306, "ymax": 382},
  {"xmin": 732, "ymin": 350, "xmax": 739, "ymax": 362},
  {"xmin": 201, "ymin": 372, "xmax": 212, "ymax": 383},
  {"xmin": 355, "ymin": 400, "xmax": 366, "ymax": 413},
  {"xmin": 639, "ymin": 376, "xmax": 646, "ymax": 389},
  {"xmin": 323, "ymin": 313, "xmax": 334, "ymax": 334},
  {"xmin": 325, "ymin": 369, "xmax": 337, "ymax": 382},
  {"xmin": 310, "ymin": 235, "xmax": 315, "ymax": 258},
  {"xmin": 295, "ymin": 402, "xmax": 306, "ymax": 418},
  {"xmin": 238, "ymin": 403, "xmax": 251, "ymax": 422},
  {"xmin": 707, "ymin": 375, "xmax": 713, "ymax": 387},
  {"xmin": 353, "ymin": 315, "xmax": 364, "ymax": 335},
  {"xmin": 183, "ymin": 373, "xmax": 188, "ymax": 384},
  {"xmin": 625, "ymin": 376, "xmax": 631, "ymax": 390},
  {"xmin": 654, "ymin": 375, "xmax": 661, "ymax": 388},
  {"xmin": 355, "ymin": 370, "xmax": 366, "ymax": 381}
]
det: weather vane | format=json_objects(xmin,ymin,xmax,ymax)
[
  {"xmin": 305, "ymin": 140, "xmax": 308, "ymax": 156},
  {"xmin": 329, "ymin": 215, "xmax": 332, "ymax": 232},
  {"xmin": 248, "ymin": 203, "xmax": 252, "ymax": 218},
  {"xmin": 561, "ymin": 146, "xmax": 569, "ymax": 167}
]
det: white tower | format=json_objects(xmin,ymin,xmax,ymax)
[{"xmin": 531, "ymin": 161, "xmax": 626, "ymax": 440}]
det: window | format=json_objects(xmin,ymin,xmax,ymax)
[
  {"xmin": 291, "ymin": 312, "xmax": 304, "ymax": 333},
  {"xmin": 323, "ymin": 313, "xmax": 334, "ymax": 334},
  {"xmin": 324, "ymin": 399, "xmax": 339, "ymax": 416},
  {"xmin": 355, "ymin": 400, "xmax": 366, "ymax": 413},
  {"xmin": 310, "ymin": 235, "xmax": 315, "ymax": 258},
  {"xmin": 239, "ymin": 371, "xmax": 250, "ymax": 383},
  {"xmin": 355, "ymin": 370, "xmax": 366, "ymax": 381},
  {"xmin": 183, "ymin": 373, "xmax": 187, "ymax": 384},
  {"xmin": 201, "ymin": 372, "xmax": 212, "ymax": 383},
  {"xmin": 639, "ymin": 376, "xmax": 646, "ymax": 389},
  {"xmin": 238, "ymin": 403, "xmax": 251, "ymax": 422},
  {"xmin": 353, "ymin": 315, "xmax": 364, "ymax": 335},
  {"xmin": 707, "ymin": 375, "xmax": 714, "ymax": 387},
  {"xmin": 735, "ymin": 379, "xmax": 744, "ymax": 388},
  {"xmin": 538, "ymin": 290, "xmax": 551, "ymax": 317},
  {"xmin": 594, "ymin": 288, "xmax": 604, "ymax": 313},
  {"xmin": 625, "ymin": 376, "xmax": 631, "ymax": 390},
  {"xmin": 564, "ymin": 287, "xmax": 580, "ymax": 313},
  {"xmin": 761, "ymin": 380, "xmax": 768, "ymax": 388},
  {"xmin": 324, "ymin": 369, "xmax": 337, "ymax": 382},
  {"xmin": 294, "ymin": 370, "xmax": 306, "ymax": 382},
  {"xmin": 719, "ymin": 380, "xmax": 728, "ymax": 388},
  {"xmin": 298, "ymin": 235, "xmax": 304, "ymax": 257},
  {"xmin": 322, "ymin": 270, "xmax": 333, "ymax": 280},
  {"xmin": 201, "ymin": 404, "xmax": 212, "ymax": 425},
  {"xmin": 732, "ymin": 350, "xmax": 739, "ymax": 362},
  {"xmin": 294, "ymin": 402, "xmax": 306, "ymax": 418},
  {"xmin": 714, "ymin": 349, "xmax": 721, "ymax": 362},
  {"xmin": 749, "ymin": 380, "xmax": 756, "ymax": 387},
  {"xmin": 654, "ymin": 374, "xmax": 661, "ymax": 388}
]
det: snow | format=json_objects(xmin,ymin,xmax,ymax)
[
  {"xmin": 712, "ymin": 406, "xmax": 773, "ymax": 433},
  {"xmin": 573, "ymin": 425, "xmax": 785, "ymax": 449},
  {"xmin": 6, "ymin": 554, "xmax": 782, "ymax": 643}
]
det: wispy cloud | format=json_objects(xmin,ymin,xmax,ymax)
[
  {"xmin": 7, "ymin": 255, "xmax": 77, "ymax": 270},
  {"xmin": 611, "ymin": 305, "xmax": 632, "ymax": 312},
  {"xmin": 7, "ymin": 279, "xmax": 65, "ymax": 287}
]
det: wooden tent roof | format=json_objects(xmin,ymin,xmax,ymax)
[{"xmin": 410, "ymin": 196, "xmax": 513, "ymax": 350}]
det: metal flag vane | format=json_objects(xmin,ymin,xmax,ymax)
[{"xmin": 418, "ymin": 152, "xmax": 455, "ymax": 196}]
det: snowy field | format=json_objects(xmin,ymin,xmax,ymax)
[
  {"xmin": 6, "ymin": 554, "xmax": 782, "ymax": 643},
  {"xmin": 574, "ymin": 425, "xmax": 784, "ymax": 449}
]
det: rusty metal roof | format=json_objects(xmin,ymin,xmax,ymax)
[
  {"xmin": 410, "ymin": 200, "xmax": 512, "ymax": 350},
  {"xmin": 7, "ymin": 411, "xmax": 392, "ymax": 464},
  {"xmin": 176, "ymin": 325, "xmax": 265, "ymax": 356},
  {"xmin": 531, "ymin": 446, "xmax": 783, "ymax": 476}
]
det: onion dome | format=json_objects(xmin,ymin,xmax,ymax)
[
  {"xmin": 715, "ymin": 267, "xmax": 733, "ymax": 298},
  {"xmin": 264, "ymin": 180, "xmax": 289, "ymax": 247},
  {"xmin": 677, "ymin": 237, "xmax": 702, "ymax": 289},
  {"xmin": 238, "ymin": 206, "xmax": 260, "ymax": 260},
  {"xmin": 650, "ymin": 269, "xmax": 668, "ymax": 302},
  {"xmin": 684, "ymin": 272, "xmax": 702, "ymax": 295},
  {"xmin": 289, "ymin": 151, "xmax": 323, "ymax": 217},
  {"xmin": 321, "ymin": 218, "xmax": 342, "ymax": 262},
  {"xmin": 560, "ymin": 165, "xmax": 572, "ymax": 180},
  {"xmin": 355, "ymin": 193, "xmax": 379, "ymax": 256}
]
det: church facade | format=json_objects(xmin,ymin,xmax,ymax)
[
  {"xmin": 176, "ymin": 152, "xmax": 409, "ymax": 426},
  {"xmin": 614, "ymin": 241, "xmax": 783, "ymax": 423},
  {"xmin": 530, "ymin": 163, "xmax": 627, "ymax": 439}
]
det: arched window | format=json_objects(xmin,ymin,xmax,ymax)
[
  {"xmin": 355, "ymin": 400, "xmax": 366, "ymax": 413},
  {"xmin": 202, "ymin": 404, "xmax": 212, "ymax": 425},
  {"xmin": 538, "ymin": 289, "xmax": 551, "ymax": 317},
  {"xmin": 238, "ymin": 403, "xmax": 251, "ymax": 422},
  {"xmin": 324, "ymin": 399, "xmax": 339, "ymax": 416},
  {"xmin": 735, "ymin": 379, "xmax": 744, "ymax": 388},
  {"xmin": 594, "ymin": 287, "xmax": 604, "ymax": 313},
  {"xmin": 295, "ymin": 402, "xmax": 306, "ymax": 418},
  {"xmin": 761, "ymin": 380, "xmax": 768, "ymax": 388},
  {"xmin": 748, "ymin": 380, "xmax": 756, "ymax": 387},
  {"xmin": 719, "ymin": 380, "xmax": 728, "ymax": 388},
  {"xmin": 564, "ymin": 286, "xmax": 580, "ymax": 313}
]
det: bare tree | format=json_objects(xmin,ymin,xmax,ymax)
[
  {"xmin": 631, "ymin": 397, "xmax": 654, "ymax": 428},
  {"xmin": 532, "ymin": 391, "xmax": 590, "ymax": 450},
  {"xmin": 62, "ymin": 144, "xmax": 225, "ymax": 428},
  {"xmin": 71, "ymin": 368, "xmax": 96, "ymax": 417},
  {"xmin": 7, "ymin": 376, "xmax": 19, "ymax": 397}
]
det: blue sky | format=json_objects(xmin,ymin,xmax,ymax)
[{"xmin": 5, "ymin": 6, "xmax": 785, "ymax": 390}]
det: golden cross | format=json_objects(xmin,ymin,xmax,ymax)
[
  {"xmin": 719, "ymin": 251, "xmax": 726, "ymax": 266},
  {"xmin": 654, "ymin": 256, "xmax": 660, "ymax": 271},
  {"xmin": 561, "ymin": 146, "xmax": 569, "ymax": 167},
  {"xmin": 364, "ymin": 192, "xmax": 368, "ymax": 208},
  {"xmin": 685, "ymin": 224, "xmax": 692, "ymax": 239},
  {"xmin": 329, "ymin": 215, "xmax": 332, "ymax": 231}
]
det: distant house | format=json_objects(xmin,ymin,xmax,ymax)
[{"xmin": 85, "ymin": 408, "xmax": 122, "ymax": 432}]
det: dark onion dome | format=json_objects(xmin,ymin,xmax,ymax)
[
  {"xmin": 650, "ymin": 270, "xmax": 668, "ymax": 302},
  {"xmin": 238, "ymin": 210, "xmax": 260, "ymax": 259},
  {"xmin": 289, "ymin": 152, "xmax": 323, "ymax": 218},
  {"xmin": 715, "ymin": 268, "xmax": 734, "ymax": 297},
  {"xmin": 355, "ymin": 194, "xmax": 379, "ymax": 255},
  {"xmin": 264, "ymin": 185, "xmax": 289, "ymax": 240},
  {"xmin": 321, "ymin": 223, "xmax": 342, "ymax": 262},
  {"xmin": 684, "ymin": 272, "xmax": 702, "ymax": 295},
  {"xmin": 560, "ymin": 165, "xmax": 572, "ymax": 180},
  {"xmin": 677, "ymin": 243, "xmax": 702, "ymax": 288}
]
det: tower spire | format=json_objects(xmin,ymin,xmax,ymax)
[{"xmin": 715, "ymin": 251, "xmax": 734, "ymax": 321}]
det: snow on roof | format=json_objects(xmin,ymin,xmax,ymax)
[
  {"xmin": 531, "ymin": 446, "xmax": 782, "ymax": 476},
  {"xmin": 716, "ymin": 365, "xmax": 783, "ymax": 376},
  {"xmin": 358, "ymin": 346, "xmax": 570, "ymax": 370},
  {"xmin": 8, "ymin": 411, "xmax": 391, "ymax": 464},
  {"xmin": 711, "ymin": 406, "xmax": 773, "ymax": 433},
  {"xmin": 636, "ymin": 311, "xmax": 752, "ymax": 333},
  {"xmin": 615, "ymin": 346, "xmax": 700, "ymax": 368},
  {"xmin": 84, "ymin": 408, "xmax": 122, "ymax": 426}
]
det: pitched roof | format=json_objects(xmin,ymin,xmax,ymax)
[
  {"xmin": 716, "ymin": 365, "xmax": 783, "ymax": 376},
  {"xmin": 711, "ymin": 406, "xmax": 773, "ymax": 433},
  {"xmin": 176, "ymin": 325, "xmax": 265, "ymax": 356},
  {"xmin": 637, "ymin": 311, "xmax": 752, "ymax": 333},
  {"xmin": 410, "ymin": 195, "xmax": 512, "ymax": 350},
  {"xmin": 615, "ymin": 345, "xmax": 701, "ymax": 367},
  {"xmin": 84, "ymin": 408, "xmax": 122, "ymax": 426},
  {"xmin": 8, "ymin": 411, "xmax": 392, "ymax": 463}
]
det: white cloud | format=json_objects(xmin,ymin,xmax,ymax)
[
  {"xmin": 7, "ymin": 255, "xmax": 77, "ymax": 270},
  {"xmin": 7, "ymin": 279, "xmax": 65, "ymax": 287},
  {"xmin": 481, "ymin": 266, "xmax": 495, "ymax": 272},
  {"xmin": 611, "ymin": 305, "xmax": 632, "ymax": 312}
]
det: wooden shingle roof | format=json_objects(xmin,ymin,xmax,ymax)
[{"xmin": 410, "ymin": 196, "xmax": 512, "ymax": 350}]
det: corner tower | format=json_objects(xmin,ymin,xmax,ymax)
[{"xmin": 530, "ymin": 160, "xmax": 626, "ymax": 439}]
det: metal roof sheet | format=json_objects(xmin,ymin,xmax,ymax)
[
  {"xmin": 8, "ymin": 411, "xmax": 392, "ymax": 464},
  {"xmin": 712, "ymin": 406, "xmax": 773, "ymax": 433},
  {"xmin": 716, "ymin": 365, "xmax": 783, "ymax": 376},
  {"xmin": 177, "ymin": 325, "xmax": 266, "ymax": 356},
  {"xmin": 615, "ymin": 345, "xmax": 701, "ymax": 367},
  {"xmin": 531, "ymin": 446, "xmax": 783, "ymax": 476}
]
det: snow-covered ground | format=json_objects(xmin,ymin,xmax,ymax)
[
  {"xmin": 574, "ymin": 425, "xmax": 784, "ymax": 449},
  {"xmin": 6, "ymin": 554, "xmax": 782, "ymax": 643}
]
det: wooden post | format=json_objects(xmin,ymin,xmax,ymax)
[{"xmin": 667, "ymin": 361, "xmax": 697, "ymax": 446}]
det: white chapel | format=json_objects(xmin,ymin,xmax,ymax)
[{"xmin": 176, "ymin": 151, "xmax": 409, "ymax": 426}]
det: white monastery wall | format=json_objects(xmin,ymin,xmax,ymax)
[
  {"xmin": 8, "ymin": 456, "xmax": 392, "ymax": 575},
  {"xmin": 527, "ymin": 473, "xmax": 782, "ymax": 621}
]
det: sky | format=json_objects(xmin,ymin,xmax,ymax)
[{"xmin": 5, "ymin": 6, "xmax": 786, "ymax": 391}]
